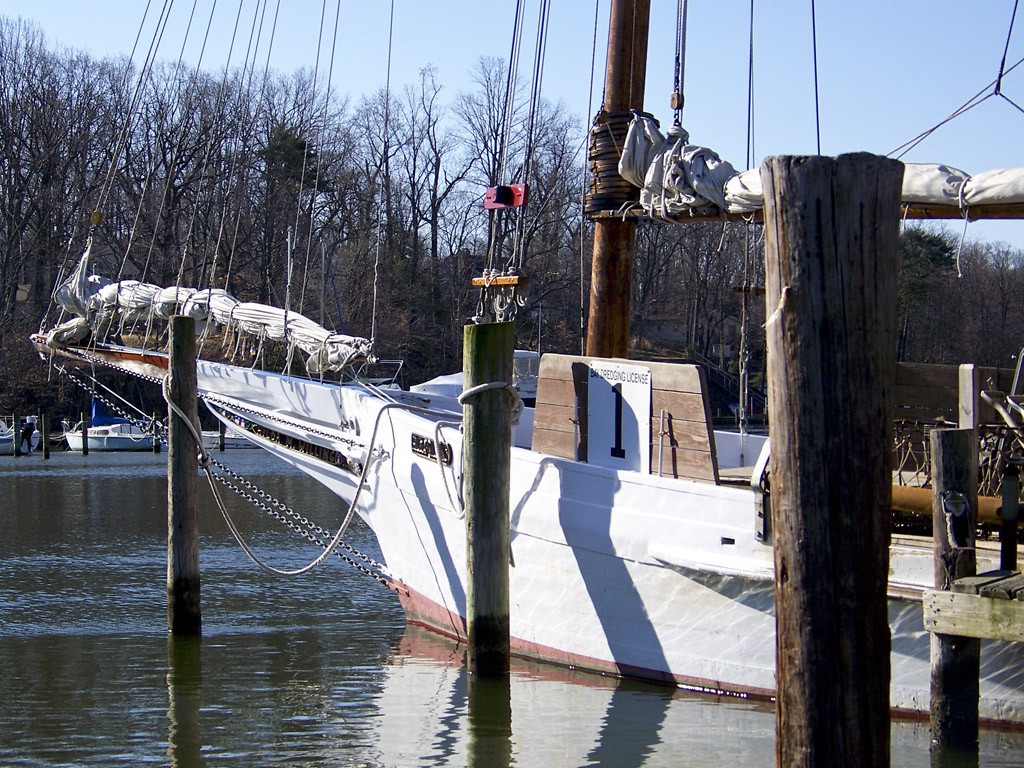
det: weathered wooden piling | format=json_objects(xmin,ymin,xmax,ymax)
[
  {"xmin": 930, "ymin": 427, "xmax": 980, "ymax": 764},
  {"xmin": 41, "ymin": 413, "xmax": 49, "ymax": 459},
  {"xmin": 153, "ymin": 410, "xmax": 162, "ymax": 453},
  {"xmin": 81, "ymin": 411, "xmax": 89, "ymax": 456},
  {"xmin": 218, "ymin": 420, "xmax": 226, "ymax": 452},
  {"xmin": 12, "ymin": 413, "xmax": 20, "ymax": 457},
  {"xmin": 762, "ymin": 153, "xmax": 902, "ymax": 767},
  {"xmin": 463, "ymin": 321, "xmax": 513, "ymax": 677},
  {"xmin": 167, "ymin": 315, "xmax": 201, "ymax": 635}
]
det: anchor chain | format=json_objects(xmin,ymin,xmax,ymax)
[
  {"xmin": 58, "ymin": 354, "xmax": 392, "ymax": 586},
  {"xmin": 206, "ymin": 456, "xmax": 391, "ymax": 586}
]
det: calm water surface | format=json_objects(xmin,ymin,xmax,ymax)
[{"xmin": 1, "ymin": 450, "xmax": 1022, "ymax": 766}]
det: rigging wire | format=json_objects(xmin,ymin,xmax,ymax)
[
  {"xmin": 580, "ymin": 0, "xmax": 602, "ymax": 354},
  {"xmin": 195, "ymin": 0, "xmax": 249, "ymax": 291},
  {"xmin": 738, "ymin": 0, "xmax": 757, "ymax": 436},
  {"xmin": 298, "ymin": 0, "xmax": 344, "ymax": 318},
  {"xmin": 889, "ymin": 55, "xmax": 1024, "ymax": 158},
  {"xmin": 893, "ymin": 7, "xmax": 1023, "ymax": 158},
  {"xmin": 95, "ymin": 0, "xmax": 175, "ymax": 222},
  {"xmin": 131, "ymin": 0, "xmax": 209, "ymax": 289},
  {"xmin": 370, "ymin": 0, "xmax": 396, "ymax": 349},
  {"xmin": 217, "ymin": 0, "xmax": 276, "ymax": 291},
  {"xmin": 510, "ymin": 0, "xmax": 552, "ymax": 272},
  {"xmin": 483, "ymin": 0, "xmax": 527, "ymax": 284},
  {"xmin": 672, "ymin": 0, "xmax": 687, "ymax": 125},
  {"xmin": 997, "ymin": 0, "xmax": 1020, "ymax": 96},
  {"xmin": 810, "ymin": 0, "xmax": 821, "ymax": 154}
]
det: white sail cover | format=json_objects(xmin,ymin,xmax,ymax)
[
  {"xmin": 43, "ymin": 247, "xmax": 372, "ymax": 374},
  {"xmin": 619, "ymin": 114, "xmax": 737, "ymax": 217},
  {"xmin": 619, "ymin": 113, "xmax": 1024, "ymax": 216},
  {"xmin": 54, "ymin": 240, "xmax": 112, "ymax": 316}
]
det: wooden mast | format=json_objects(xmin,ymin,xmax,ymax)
[{"xmin": 585, "ymin": 0, "xmax": 651, "ymax": 358}]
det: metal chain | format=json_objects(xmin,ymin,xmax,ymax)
[
  {"xmin": 58, "ymin": 353, "xmax": 393, "ymax": 587},
  {"xmin": 57, "ymin": 365, "xmax": 161, "ymax": 436}
]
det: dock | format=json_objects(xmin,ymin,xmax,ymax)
[{"xmin": 924, "ymin": 571, "xmax": 1024, "ymax": 643}]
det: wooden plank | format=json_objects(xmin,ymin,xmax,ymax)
[
  {"xmin": 951, "ymin": 570, "xmax": 1017, "ymax": 595},
  {"xmin": 532, "ymin": 353, "xmax": 717, "ymax": 482},
  {"xmin": 893, "ymin": 362, "xmax": 1014, "ymax": 423},
  {"xmin": 979, "ymin": 572, "xmax": 1024, "ymax": 599},
  {"xmin": 923, "ymin": 589, "xmax": 1024, "ymax": 642},
  {"xmin": 530, "ymin": 425, "xmax": 578, "ymax": 460}
]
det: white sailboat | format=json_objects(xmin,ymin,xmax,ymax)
[
  {"xmin": 62, "ymin": 419, "xmax": 154, "ymax": 452},
  {"xmin": 28, "ymin": 0, "xmax": 1024, "ymax": 731}
]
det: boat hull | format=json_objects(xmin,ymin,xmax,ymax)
[
  {"xmin": 35, "ymin": 341, "xmax": 1024, "ymax": 726},
  {"xmin": 64, "ymin": 428, "xmax": 153, "ymax": 452}
]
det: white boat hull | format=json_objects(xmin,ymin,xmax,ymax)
[
  {"xmin": 64, "ymin": 424, "xmax": 153, "ymax": 452},
  {"xmin": 0, "ymin": 427, "xmax": 41, "ymax": 455},
  {"xmin": 36, "ymin": 341, "xmax": 1024, "ymax": 726}
]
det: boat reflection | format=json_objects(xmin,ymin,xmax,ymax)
[{"xmin": 374, "ymin": 624, "xmax": 775, "ymax": 768}]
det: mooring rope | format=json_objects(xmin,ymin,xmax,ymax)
[{"xmin": 162, "ymin": 374, "xmax": 366, "ymax": 577}]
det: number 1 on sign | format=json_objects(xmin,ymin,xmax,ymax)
[{"xmin": 611, "ymin": 383, "xmax": 626, "ymax": 459}]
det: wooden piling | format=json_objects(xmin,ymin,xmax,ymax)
[
  {"xmin": 12, "ymin": 413, "xmax": 20, "ymax": 457},
  {"xmin": 930, "ymin": 427, "xmax": 980, "ymax": 763},
  {"xmin": 463, "ymin": 321, "xmax": 513, "ymax": 677},
  {"xmin": 1001, "ymin": 460, "xmax": 1019, "ymax": 571},
  {"xmin": 167, "ymin": 315, "xmax": 201, "ymax": 635},
  {"xmin": 218, "ymin": 419, "xmax": 225, "ymax": 452},
  {"xmin": 153, "ymin": 410, "xmax": 161, "ymax": 453},
  {"xmin": 41, "ymin": 413, "xmax": 49, "ymax": 459},
  {"xmin": 762, "ymin": 153, "xmax": 902, "ymax": 767},
  {"xmin": 81, "ymin": 411, "xmax": 89, "ymax": 456}
]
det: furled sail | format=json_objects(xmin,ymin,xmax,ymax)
[
  {"xmin": 618, "ymin": 112, "xmax": 1024, "ymax": 219},
  {"xmin": 43, "ymin": 247, "xmax": 372, "ymax": 375}
]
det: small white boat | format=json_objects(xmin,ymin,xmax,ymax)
[
  {"xmin": 202, "ymin": 426, "xmax": 256, "ymax": 450},
  {"xmin": 63, "ymin": 419, "xmax": 154, "ymax": 452},
  {"xmin": 0, "ymin": 420, "xmax": 41, "ymax": 455}
]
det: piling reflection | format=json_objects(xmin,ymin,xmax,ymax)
[
  {"xmin": 467, "ymin": 674, "xmax": 512, "ymax": 768},
  {"xmin": 166, "ymin": 635, "xmax": 203, "ymax": 768}
]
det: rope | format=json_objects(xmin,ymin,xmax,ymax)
[{"xmin": 163, "ymin": 373, "xmax": 364, "ymax": 577}]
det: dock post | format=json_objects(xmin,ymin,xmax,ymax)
[
  {"xmin": 12, "ymin": 413, "xmax": 20, "ymax": 457},
  {"xmin": 81, "ymin": 411, "xmax": 89, "ymax": 456},
  {"xmin": 167, "ymin": 315, "xmax": 201, "ymax": 635},
  {"xmin": 41, "ymin": 413, "xmax": 49, "ymax": 459},
  {"xmin": 463, "ymin": 321, "xmax": 514, "ymax": 677},
  {"xmin": 762, "ymin": 153, "xmax": 902, "ymax": 767},
  {"xmin": 930, "ymin": 428, "xmax": 979, "ymax": 763},
  {"xmin": 218, "ymin": 420, "xmax": 225, "ymax": 452}
]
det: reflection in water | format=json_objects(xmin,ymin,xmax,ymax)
[
  {"xmin": 2, "ymin": 452, "xmax": 1024, "ymax": 766},
  {"xmin": 467, "ymin": 674, "xmax": 512, "ymax": 768},
  {"xmin": 378, "ymin": 624, "xmax": 756, "ymax": 768},
  {"xmin": 167, "ymin": 635, "xmax": 203, "ymax": 768}
]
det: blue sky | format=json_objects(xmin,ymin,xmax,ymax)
[{"xmin": 4, "ymin": 0, "xmax": 1024, "ymax": 247}]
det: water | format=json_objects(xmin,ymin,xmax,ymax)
[{"xmin": 1, "ymin": 451, "xmax": 1022, "ymax": 766}]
